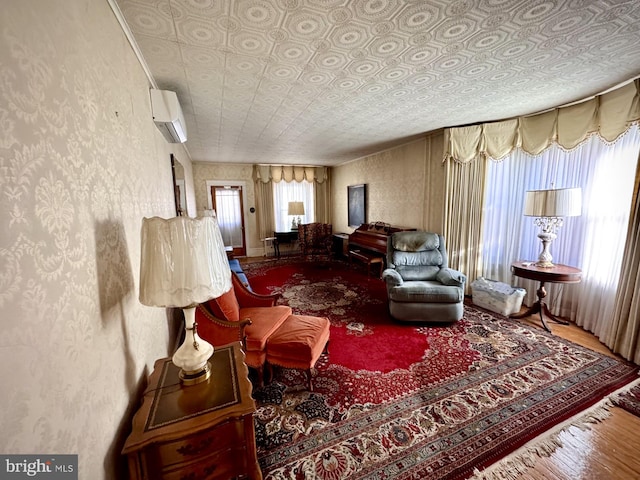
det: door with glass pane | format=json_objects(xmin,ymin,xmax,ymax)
[{"xmin": 211, "ymin": 185, "xmax": 246, "ymax": 257}]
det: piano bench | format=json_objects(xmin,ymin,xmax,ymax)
[{"xmin": 349, "ymin": 249, "xmax": 384, "ymax": 278}]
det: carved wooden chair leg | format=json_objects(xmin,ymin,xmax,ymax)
[
  {"xmin": 306, "ymin": 369, "xmax": 313, "ymax": 391},
  {"xmin": 255, "ymin": 365, "xmax": 264, "ymax": 388}
]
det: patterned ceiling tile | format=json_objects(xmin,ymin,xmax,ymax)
[
  {"xmin": 229, "ymin": 29, "xmax": 273, "ymax": 56},
  {"xmin": 542, "ymin": 9, "xmax": 597, "ymax": 37},
  {"xmin": 174, "ymin": 15, "xmax": 223, "ymax": 47},
  {"xmin": 282, "ymin": 7, "xmax": 331, "ymax": 39},
  {"xmin": 272, "ymin": 40, "xmax": 315, "ymax": 64},
  {"xmin": 313, "ymin": 49, "xmax": 350, "ymax": 70},
  {"xmin": 397, "ymin": 2, "xmax": 443, "ymax": 32},
  {"xmin": 566, "ymin": 22, "xmax": 621, "ymax": 48},
  {"xmin": 178, "ymin": 0, "xmax": 226, "ymax": 18},
  {"xmin": 347, "ymin": 58, "xmax": 384, "ymax": 77},
  {"xmin": 329, "ymin": 21, "xmax": 371, "ymax": 50},
  {"xmin": 367, "ymin": 33, "xmax": 408, "ymax": 58},
  {"xmin": 186, "ymin": 65, "xmax": 224, "ymax": 83},
  {"xmin": 179, "ymin": 44, "xmax": 223, "ymax": 68},
  {"xmin": 263, "ymin": 61, "xmax": 302, "ymax": 80},
  {"xmin": 226, "ymin": 53, "xmax": 264, "ymax": 73},
  {"xmin": 233, "ymin": 0, "xmax": 284, "ymax": 30},
  {"xmin": 466, "ymin": 28, "xmax": 511, "ymax": 52},
  {"xmin": 433, "ymin": 16, "xmax": 480, "ymax": 44},
  {"xmin": 119, "ymin": 0, "xmax": 177, "ymax": 39},
  {"xmin": 353, "ymin": 0, "xmax": 404, "ymax": 21},
  {"xmin": 116, "ymin": 0, "xmax": 640, "ymax": 165},
  {"xmin": 308, "ymin": 0, "xmax": 350, "ymax": 9},
  {"xmin": 513, "ymin": 2, "xmax": 562, "ymax": 26},
  {"xmin": 133, "ymin": 34, "xmax": 183, "ymax": 68}
]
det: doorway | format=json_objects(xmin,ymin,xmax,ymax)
[{"xmin": 210, "ymin": 184, "xmax": 246, "ymax": 257}]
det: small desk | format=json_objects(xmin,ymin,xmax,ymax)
[
  {"xmin": 122, "ymin": 343, "xmax": 262, "ymax": 480},
  {"xmin": 274, "ymin": 230, "xmax": 298, "ymax": 258},
  {"xmin": 510, "ymin": 261, "xmax": 582, "ymax": 333}
]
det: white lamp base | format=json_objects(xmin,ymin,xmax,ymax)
[
  {"xmin": 172, "ymin": 306, "xmax": 214, "ymax": 386},
  {"xmin": 535, "ymin": 231, "xmax": 557, "ymax": 268}
]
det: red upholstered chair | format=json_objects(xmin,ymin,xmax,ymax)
[
  {"xmin": 298, "ymin": 222, "xmax": 333, "ymax": 260},
  {"xmin": 196, "ymin": 271, "xmax": 292, "ymax": 384}
]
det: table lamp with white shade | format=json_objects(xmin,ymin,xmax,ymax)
[
  {"xmin": 139, "ymin": 216, "xmax": 232, "ymax": 385},
  {"xmin": 288, "ymin": 201, "xmax": 305, "ymax": 230},
  {"xmin": 524, "ymin": 187, "xmax": 582, "ymax": 268}
]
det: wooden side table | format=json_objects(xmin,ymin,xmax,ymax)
[
  {"xmin": 332, "ymin": 233, "xmax": 349, "ymax": 258},
  {"xmin": 510, "ymin": 261, "xmax": 582, "ymax": 333},
  {"xmin": 122, "ymin": 343, "xmax": 262, "ymax": 480}
]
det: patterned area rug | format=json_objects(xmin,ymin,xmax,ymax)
[
  {"xmin": 612, "ymin": 380, "xmax": 640, "ymax": 418},
  {"xmin": 244, "ymin": 259, "xmax": 639, "ymax": 480}
]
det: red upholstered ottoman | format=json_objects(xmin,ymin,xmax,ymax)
[{"xmin": 266, "ymin": 315, "xmax": 330, "ymax": 391}]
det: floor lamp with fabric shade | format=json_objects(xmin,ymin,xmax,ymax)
[
  {"xmin": 524, "ymin": 187, "xmax": 582, "ymax": 268},
  {"xmin": 139, "ymin": 216, "xmax": 232, "ymax": 385}
]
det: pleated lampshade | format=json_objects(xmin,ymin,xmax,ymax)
[
  {"xmin": 524, "ymin": 188, "xmax": 582, "ymax": 218},
  {"xmin": 139, "ymin": 216, "xmax": 231, "ymax": 308}
]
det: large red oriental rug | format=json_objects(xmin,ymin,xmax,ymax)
[{"xmin": 243, "ymin": 259, "xmax": 639, "ymax": 480}]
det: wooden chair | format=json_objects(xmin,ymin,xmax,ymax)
[
  {"xmin": 298, "ymin": 222, "xmax": 333, "ymax": 260},
  {"xmin": 196, "ymin": 272, "xmax": 292, "ymax": 385}
]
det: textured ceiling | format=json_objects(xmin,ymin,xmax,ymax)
[{"xmin": 114, "ymin": 0, "xmax": 640, "ymax": 166}]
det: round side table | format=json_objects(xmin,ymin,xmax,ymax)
[{"xmin": 510, "ymin": 261, "xmax": 582, "ymax": 333}]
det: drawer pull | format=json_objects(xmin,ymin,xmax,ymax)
[
  {"xmin": 179, "ymin": 463, "xmax": 217, "ymax": 480},
  {"xmin": 176, "ymin": 437, "xmax": 214, "ymax": 456}
]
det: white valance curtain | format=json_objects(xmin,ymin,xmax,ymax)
[
  {"xmin": 253, "ymin": 165, "xmax": 329, "ymax": 184},
  {"xmin": 444, "ymin": 79, "xmax": 640, "ymax": 163}
]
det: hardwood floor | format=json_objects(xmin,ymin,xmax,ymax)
[
  {"xmin": 240, "ymin": 257, "xmax": 640, "ymax": 479},
  {"xmin": 511, "ymin": 314, "xmax": 640, "ymax": 480}
]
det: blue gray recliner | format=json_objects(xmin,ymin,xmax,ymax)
[{"xmin": 382, "ymin": 231, "xmax": 466, "ymax": 323}]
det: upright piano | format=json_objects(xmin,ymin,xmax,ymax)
[{"xmin": 348, "ymin": 222, "xmax": 416, "ymax": 260}]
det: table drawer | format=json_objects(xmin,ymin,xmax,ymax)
[
  {"xmin": 161, "ymin": 447, "xmax": 241, "ymax": 480},
  {"xmin": 155, "ymin": 419, "xmax": 242, "ymax": 467}
]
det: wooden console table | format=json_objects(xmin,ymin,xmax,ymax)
[
  {"xmin": 510, "ymin": 261, "xmax": 582, "ymax": 333},
  {"xmin": 122, "ymin": 343, "xmax": 262, "ymax": 480}
]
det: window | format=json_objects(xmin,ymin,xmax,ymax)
[
  {"xmin": 481, "ymin": 124, "xmax": 640, "ymax": 328},
  {"xmin": 273, "ymin": 180, "xmax": 315, "ymax": 232}
]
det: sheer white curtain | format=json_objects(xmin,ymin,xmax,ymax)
[
  {"xmin": 214, "ymin": 188, "xmax": 242, "ymax": 247},
  {"xmin": 481, "ymin": 124, "xmax": 640, "ymax": 336},
  {"xmin": 273, "ymin": 180, "xmax": 315, "ymax": 232}
]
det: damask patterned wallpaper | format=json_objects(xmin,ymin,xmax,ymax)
[
  {"xmin": 192, "ymin": 162, "xmax": 262, "ymax": 254},
  {"xmin": 193, "ymin": 133, "xmax": 446, "ymax": 243},
  {"xmin": 332, "ymin": 131, "xmax": 445, "ymax": 234},
  {"xmin": 0, "ymin": 1, "xmax": 191, "ymax": 478}
]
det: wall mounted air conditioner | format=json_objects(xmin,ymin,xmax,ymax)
[{"xmin": 150, "ymin": 89, "xmax": 187, "ymax": 143}]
